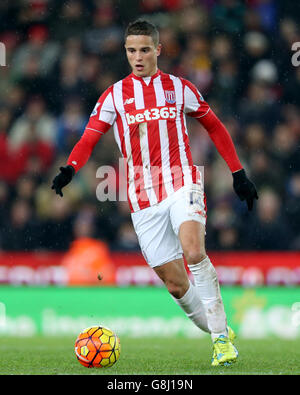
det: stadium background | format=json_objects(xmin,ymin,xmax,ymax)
[{"xmin": 0, "ymin": 0, "xmax": 299, "ymax": 341}]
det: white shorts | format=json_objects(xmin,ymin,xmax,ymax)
[{"xmin": 131, "ymin": 184, "xmax": 206, "ymax": 268}]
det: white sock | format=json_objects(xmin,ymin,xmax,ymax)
[
  {"xmin": 188, "ymin": 256, "xmax": 228, "ymax": 340},
  {"xmin": 171, "ymin": 280, "xmax": 210, "ymax": 333}
]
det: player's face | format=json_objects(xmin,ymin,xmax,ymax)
[{"xmin": 125, "ymin": 35, "xmax": 161, "ymax": 77}]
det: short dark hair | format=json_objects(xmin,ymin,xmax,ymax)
[{"xmin": 124, "ymin": 19, "xmax": 159, "ymax": 46}]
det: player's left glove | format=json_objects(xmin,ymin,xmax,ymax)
[
  {"xmin": 232, "ymin": 169, "xmax": 258, "ymax": 211},
  {"xmin": 51, "ymin": 165, "xmax": 75, "ymax": 197}
]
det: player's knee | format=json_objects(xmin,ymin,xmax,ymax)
[
  {"xmin": 165, "ymin": 280, "xmax": 187, "ymax": 299},
  {"xmin": 167, "ymin": 284, "xmax": 185, "ymax": 299},
  {"xmin": 185, "ymin": 249, "xmax": 206, "ymax": 266}
]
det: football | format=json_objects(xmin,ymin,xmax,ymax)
[{"xmin": 74, "ymin": 326, "xmax": 121, "ymax": 368}]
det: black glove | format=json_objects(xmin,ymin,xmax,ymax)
[
  {"xmin": 51, "ymin": 165, "xmax": 75, "ymax": 197},
  {"xmin": 233, "ymin": 169, "xmax": 258, "ymax": 211}
]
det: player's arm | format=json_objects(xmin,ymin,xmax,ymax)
[
  {"xmin": 51, "ymin": 88, "xmax": 116, "ymax": 197},
  {"xmin": 197, "ymin": 110, "xmax": 258, "ymax": 210},
  {"xmin": 183, "ymin": 79, "xmax": 258, "ymax": 210},
  {"xmin": 51, "ymin": 128, "xmax": 106, "ymax": 197}
]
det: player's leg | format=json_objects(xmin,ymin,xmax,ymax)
[
  {"xmin": 169, "ymin": 183, "xmax": 238, "ymax": 365},
  {"xmin": 152, "ymin": 257, "xmax": 189, "ymax": 299},
  {"xmin": 153, "ymin": 258, "xmax": 209, "ymax": 333},
  {"xmin": 178, "ymin": 220, "xmax": 227, "ymax": 337},
  {"xmin": 168, "ymin": 184, "xmax": 228, "ymax": 338},
  {"xmin": 130, "ymin": 199, "xmax": 209, "ymax": 334},
  {"xmin": 179, "ymin": 220, "xmax": 238, "ymax": 365}
]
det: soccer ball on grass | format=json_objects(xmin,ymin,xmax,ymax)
[{"xmin": 75, "ymin": 326, "xmax": 120, "ymax": 368}]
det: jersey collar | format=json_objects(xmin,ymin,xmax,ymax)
[{"xmin": 130, "ymin": 69, "xmax": 161, "ymax": 84}]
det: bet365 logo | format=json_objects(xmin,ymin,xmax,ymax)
[
  {"xmin": 0, "ymin": 42, "xmax": 6, "ymax": 66},
  {"xmin": 291, "ymin": 42, "xmax": 300, "ymax": 67},
  {"xmin": 126, "ymin": 106, "xmax": 177, "ymax": 125}
]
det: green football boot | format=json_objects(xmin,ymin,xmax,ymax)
[{"xmin": 211, "ymin": 327, "xmax": 238, "ymax": 366}]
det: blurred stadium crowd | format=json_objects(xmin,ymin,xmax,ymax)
[{"xmin": 0, "ymin": 0, "xmax": 299, "ymax": 254}]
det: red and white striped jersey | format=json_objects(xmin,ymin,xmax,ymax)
[{"xmin": 80, "ymin": 69, "xmax": 211, "ymax": 212}]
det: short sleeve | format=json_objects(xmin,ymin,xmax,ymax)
[
  {"xmin": 182, "ymin": 79, "xmax": 210, "ymax": 119},
  {"xmin": 85, "ymin": 87, "xmax": 117, "ymax": 135}
]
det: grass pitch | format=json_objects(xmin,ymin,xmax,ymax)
[{"xmin": 0, "ymin": 336, "xmax": 299, "ymax": 375}]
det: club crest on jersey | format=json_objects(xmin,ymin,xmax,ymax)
[{"xmin": 164, "ymin": 90, "xmax": 176, "ymax": 104}]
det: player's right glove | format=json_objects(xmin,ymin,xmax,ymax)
[
  {"xmin": 232, "ymin": 169, "xmax": 258, "ymax": 211},
  {"xmin": 51, "ymin": 165, "xmax": 75, "ymax": 197}
]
